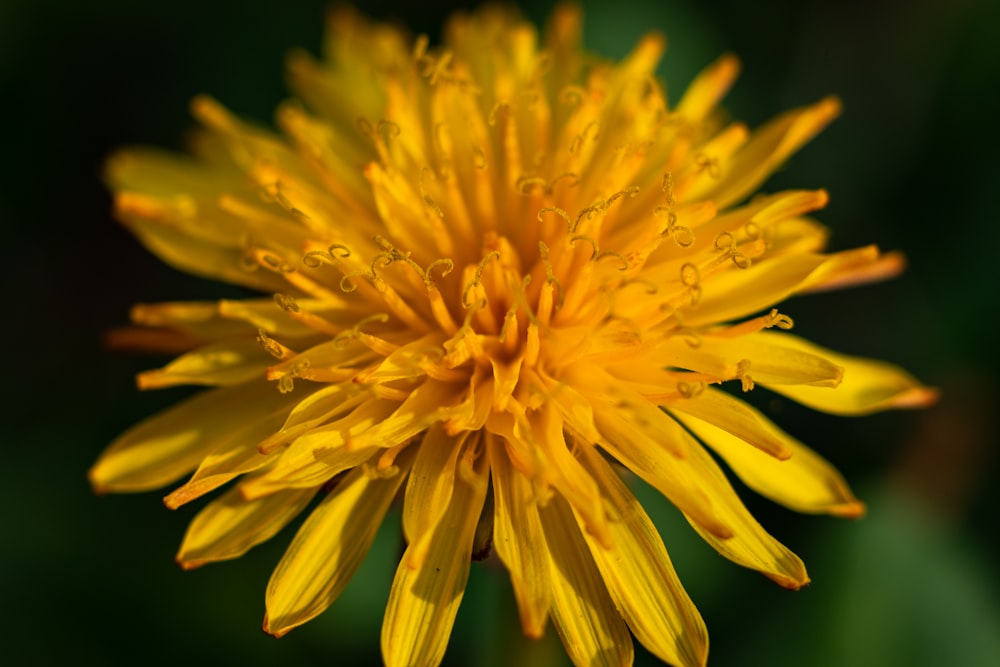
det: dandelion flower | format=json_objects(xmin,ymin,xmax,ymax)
[{"xmin": 91, "ymin": 5, "xmax": 937, "ymax": 666}]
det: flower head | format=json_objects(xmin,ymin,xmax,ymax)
[{"xmin": 91, "ymin": 5, "xmax": 937, "ymax": 666}]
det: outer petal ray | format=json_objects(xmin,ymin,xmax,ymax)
[
  {"xmin": 488, "ymin": 435, "xmax": 551, "ymax": 638},
  {"xmin": 575, "ymin": 444, "xmax": 709, "ymax": 667},
  {"xmin": 759, "ymin": 332, "xmax": 939, "ymax": 415},
  {"xmin": 540, "ymin": 493, "xmax": 634, "ymax": 667},
  {"xmin": 673, "ymin": 388, "xmax": 864, "ymax": 517},
  {"xmin": 177, "ymin": 480, "xmax": 317, "ymax": 569},
  {"xmin": 90, "ymin": 382, "xmax": 298, "ymax": 493},
  {"xmin": 381, "ymin": 438, "xmax": 489, "ymax": 667},
  {"xmin": 264, "ymin": 447, "xmax": 415, "ymax": 637}
]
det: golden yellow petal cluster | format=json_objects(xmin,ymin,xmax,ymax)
[{"xmin": 90, "ymin": 5, "xmax": 937, "ymax": 666}]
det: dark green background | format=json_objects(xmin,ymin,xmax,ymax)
[{"xmin": 2, "ymin": 0, "xmax": 998, "ymax": 664}]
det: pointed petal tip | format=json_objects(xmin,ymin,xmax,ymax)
[
  {"xmin": 894, "ymin": 386, "xmax": 940, "ymax": 410},
  {"xmin": 641, "ymin": 30, "xmax": 667, "ymax": 55},
  {"xmin": 88, "ymin": 463, "xmax": 130, "ymax": 496},
  {"xmin": 521, "ymin": 619, "xmax": 548, "ymax": 640},
  {"xmin": 717, "ymin": 52, "xmax": 742, "ymax": 77},
  {"xmin": 817, "ymin": 95, "xmax": 843, "ymax": 119},
  {"xmin": 828, "ymin": 501, "xmax": 866, "ymax": 519},
  {"xmin": 176, "ymin": 556, "xmax": 203, "ymax": 571},
  {"xmin": 767, "ymin": 571, "xmax": 811, "ymax": 590},
  {"xmin": 136, "ymin": 370, "xmax": 163, "ymax": 390},
  {"xmin": 88, "ymin": 466, "xmax": 107, "ymax": 494},
  {"xmin": 162, "ymin": 489, "xmax": 186, "ymax": 510},
  {"xmin": 189, "ymin": 94, "xmax": 221, "ymax": 122},
  {"xmin": 261, "ymin": 614, "xmax": 291, "ymax": 639}
]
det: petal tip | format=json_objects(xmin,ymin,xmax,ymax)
[
  {"xmin": 261, "ymin": 614, "xmax": 290, "ymax": 639},
  {"xmin": 768, "ymin": 571, "xmax": 811, "ymax": 590},
  {"xmin": 818, "ymin": 95, "xmax": 843, "ymax": 120},
  {"xmin": 176, "ymin": 556, "xmax": 203, "ymax": 571},
  {"xmin": 897, "ymin": 386, "xmax": 940, "ymax": 409},
  {"xmin": 828, "ymin": 501, "xmax": 866, "ymax": 519},
  {"xmin": 718, "ymin": 52, "xmax": 742, "ymax": 77}
]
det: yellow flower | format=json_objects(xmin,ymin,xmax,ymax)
[{"xmin": 91, "ymin": 5, "xmax": 937, "ymax": 666}]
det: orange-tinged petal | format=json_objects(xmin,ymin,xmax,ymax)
[
  {"xmin": 761, "ymin": 333, "xmax": 939, "ymax": 415},
  {"xmin": 673, "ymin": 389, "xmax": 864, "ymax": 517},
  {"xmin": 488, "ymin": 435, "xmax": 551, "ymax": 638},
  {"xmin": 381, "ymin": 438, "xmax": 488, "ymax": 667},
  {"xmin": 540, "ymin": 493, "xmax": 634, "ymax": 667},
  {"xmin": 264, "ymin": 448, "xmax": 414, "ymax": 637},
  {"xmin": 575, "ymin": 444, "xmax": 709, "ymax": 667},
  {"xmin": 176, "ymin": 481, "xmax": 316, "ymax": 569},
  {"xmin": 90, "ymin": 382, "xmax": 295, "ymax": 493},
  {"xmin": 794, "ymin": 246, "xmax": 906, "ymax": 294}
]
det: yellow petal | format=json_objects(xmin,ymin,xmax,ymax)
[
  {"xmin": 709, "ymin": 96, "xmax": 842, "ymax": 208},
  {"xmin": 381, "ymin": 438, "xmax": 488, "ymax": 667},
  {"xmin": 759, "ymin": 333, "xmax": 939, "ymax": 415},
  {"xmin": 667, "ymin": 329, "xmax": 844, "ymax": 388},
  {"xmin": 240, "ymin": 397, "xmax": 397, "ymax": 497},
  {"xmin": 401, "ymin": 426, "xmax": 464, "ymax": 567},
  {"xmin": 217, "ymin": 298, "xmax": 342, "ymax": 338},
  {"xmin": 167, "ymin": 386, "xmax": 355, "ymax": 508},
  {"xmin": 673, "ymin": 389, "xmax": 864, "ymax": 517},
  {"xmin": 255, "ymin": 383, "xmax": 368, "ymax": 453},
  {"xmin": 683, "ymin": 441, "xmax": 809, "ymax": 589},
  {"xmin": 162, "ymin": 405, "xmax": 291, "ymax": 509},
  {"xmin": 246, "ymin": 380, "xmax": 465, "ymax": 497},
  {"xmin": 263, "ymin": 448, "xmax": 414, "ymax": 637},
  {"xmin": 682, "ymin": 251, "xmax": 828, "ymax": 328},
  {"xmin": 572, "ymin": 368, "xmax": 732, "ymax": 539},
  {"xmin": 587, "ymin": 387, "xmax": 807, "ymax": 586},
  {"xmin": 116, "ymin": 195, "xmax": 289, "ymax": 293},
  {"xmin": 519, "ymin": 404, "xmax": 611, "ymax": 549},
  {"xmin": 105, "ymin": 147, "xmax": 241, "ymax": 198},
  {"xmin": 669, "ymin": 387, "xmax": 793, "ymax": 459},
  {"xmin": 128, "ymin": 300, "xmax": 247, "ymax": 341},
  {"xmin": 488, "ymin": 435, "xmax": 551, "ymax": 638},
  {"xmin": 176, "ymin": 480, "xmax": 316, "ymax": 569},
  {"xmin": 126, "ymin": 297, "xmax": 328, "ymax": 344},
  {"xmin": 575, "ymin": 445, "xmax": 709, "ymax": 667},
  {"xmin": 795, "ymin": 246, "xmax": 906, "ymax": 294},
  {"xmin": 136, "ymin": 340, "xmax": 271, "ymax": 389},
  {"xmin": 539, "ymin": 493, "xmax": 634, "ymax": 667},
  {"xmin": 90, "ymin": 382, "xmax": 290, "ymax": 493},
  {"xmin": 676, "ymin": 54, "xmax": 741, "ymax": 123}
]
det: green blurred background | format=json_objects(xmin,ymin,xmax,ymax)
[{"xmin": 2, "ymin": 0, "xmax": 999, "ymax": 664}]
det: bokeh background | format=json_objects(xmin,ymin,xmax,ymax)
[{"xmin": 2, "ymin": 0, "xmax": 999, "ymax": 664}]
